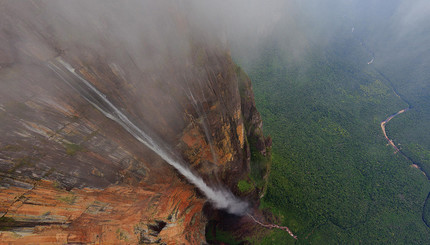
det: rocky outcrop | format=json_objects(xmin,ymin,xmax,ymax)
[
  {"xmin": 236, "ymin": 65, "xmax": 272, "ymax": 197},
  {"xmin": 0, "ymin": 1, "xmax": 270, "ymax": 243},
  {"xmin": 0, "ymin": 180, "xmax": 205, "ymax": 244}
]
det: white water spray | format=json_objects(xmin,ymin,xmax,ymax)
[
  {"xmin": 47, "ymin": 57, "xmax": 248, "ymax": 215},
  {"xmin": 184, "ymin": 84, "xmax": 218, "ymax": 165}
]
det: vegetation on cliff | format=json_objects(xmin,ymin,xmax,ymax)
[
  {"xmin": 235, "ymin": 26, "xmax": 430, "ymax": 244},
  {"xmin": 236, "ymin": 65, "xmax": 272, "ymax": 196},
  {"xmin": 1, "ymin": 2, "xmax": 265, "ymax": 243}
]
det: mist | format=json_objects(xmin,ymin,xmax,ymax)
[
  {"xmin": 45, "ymin": 57, "xmax": 248, "ymax": 214},
  {"xmin": 1, "ymin": 0, "xmax": 429, "ymax": 75},
  {"xmin": 1, "ymin": 0, "xmax": 429, "ymax": 220},
  {"xmin": 217, "ymin": 0, "xmax": 430, "ymax": 78},
  {"xmin": 0, "ymin": 0, "xmax": 282, "ymax": 215}
]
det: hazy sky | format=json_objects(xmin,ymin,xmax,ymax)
[
  {"xmin": 2, "ymin": 0, "xmax": 428, "ymax": 66},
  {"xmin": 1, "ymin": 0, "xmax": 428, "ymax": 110}
]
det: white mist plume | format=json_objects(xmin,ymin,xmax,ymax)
[{"xmin": 47, "ymin": 57, "xmax": 249, "ymax": 215}]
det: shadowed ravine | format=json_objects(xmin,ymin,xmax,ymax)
[{"xmin": 47, "ymin": 57, "xmax": 249, "ymax": 215}]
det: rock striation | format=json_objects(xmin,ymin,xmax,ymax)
[{"xmin": 0, "ymin": 1, "xmax": 270, "ymax": 243}]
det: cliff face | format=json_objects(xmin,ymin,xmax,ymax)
[{"xmin": 0, "ymin": 1, "xmax": 269, "ymax": 244}]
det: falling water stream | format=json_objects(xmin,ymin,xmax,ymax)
[
  {"xmin": 47, "ymin": 57, "xmax": 299, "ymax": 238},
  {"xmin": 184, "ymin": 84, "xmax": 218, "ymax": 165},
  {"xmin": 47, "ymin": 57, "xmax": 248, "ymax": 215}
]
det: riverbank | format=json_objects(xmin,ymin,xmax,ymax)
[
  {"xmin": 381, "ymin": 108, "xmax": 409, "ymax": 153},
  {"xmin": 381, "ymin": 105, "xmax": 430, "ymax": 229}
]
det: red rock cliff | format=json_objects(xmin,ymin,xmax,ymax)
[{"xmin": 0, "ymin": 1, "xmax": 269, "ymax": 244}]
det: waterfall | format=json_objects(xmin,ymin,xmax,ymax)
[
  {"xmin": 47, "ymin": 57, "xmax": 248, "ymax": 215},
  {"xmin": 183, "ymin": 82, "xmax": 219, "ymax": 165}
]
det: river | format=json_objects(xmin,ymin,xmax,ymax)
[
  {"xmin": 380, "ymin": 103, "xmax": 430, "ymax": 229},
  {"xmin": 348, "ymin": 21, "xmax": 430, "ymax": 230}
]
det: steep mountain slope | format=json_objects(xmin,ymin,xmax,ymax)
[{"xmin": 0, "ymin": 1, "xmax": 270, "ymax": 244}]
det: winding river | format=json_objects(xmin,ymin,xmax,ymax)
[
  {"xmin": 379, "ymin": 94, "xmax": 430, "ymax": 231},
  {"xmin": 380, "ymin": 108, "xmax": 409, "ymax": 154},
  {"xmin": 380, "ymin": 106, "xmax": 429, "ymax": 178},
  {"xmin": 380, "ymin": 105, "xmax": 430, "ymax": 229},
  {"xmin": 352, "ymin": 27, "xmax": 430, "ymax": 229}
]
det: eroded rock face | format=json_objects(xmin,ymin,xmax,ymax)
[
  {"xmin": 0, "ymin": 1, "xmax": 269, "ymax": 243},
  {"xmin": 0, "ymin": 180, "xmax": 205, "ymax": 244}
]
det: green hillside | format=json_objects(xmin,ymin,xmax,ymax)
[{"xmin": 236, "ymin": 28, "xmax": 430, "ymax": 243}]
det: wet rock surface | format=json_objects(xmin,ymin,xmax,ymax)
[{"xmin": 0, "ymin": 1, "xmax": 270, "ymax": 243}]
